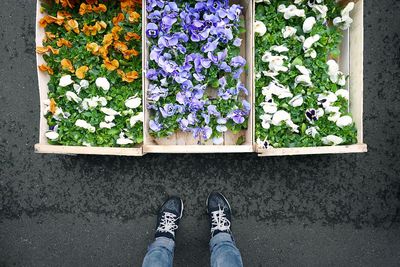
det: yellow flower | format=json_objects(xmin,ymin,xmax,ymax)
[
  {"xmin": 38, "ymin": 64, "xmax": 54, "ymax": 75},
  {"xmin": 128, "ymin": 11, "xmax": 140, "ymax": 23},
  {"xmin": 76, "ymin": 66, "xmax": 89, "ymax": 79},
  {"xmin": 104, "ymin": 58, "xmax": 119, "ymax": 71},
  {"xmin": 64, "ymin": 19, "xmax": 80, "ymax": 34},
  {"xmin": 56, "ymin": 38, "xmax": 72, "ymax": 48},
  {"xmin": 61, "ymin": 59, "xmax": 75, "ymax": 73}
]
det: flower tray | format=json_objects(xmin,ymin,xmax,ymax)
[
  {"xmin": 34, "ymin": 0, "xmax": 367, "ymax": 156},
  {"xmin": 253, "ymin": 0, "xmax": 367, "ymax": 156}
]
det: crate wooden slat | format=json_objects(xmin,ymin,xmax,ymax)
[
  {"xmin": 34, "ymin": 0, "xmax": 144, "ymax": 156},
  {"xmin": 142, "ymin": 0, "xmax": 254, "ymax": 153},
  {"xmin": 255, "ymin": 0, "xmax": 367, "ymax": 157}
]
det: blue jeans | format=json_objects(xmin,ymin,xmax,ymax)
[{"xmin": 142, "ymin": 233, "xmax": 243, "ymax": 267}]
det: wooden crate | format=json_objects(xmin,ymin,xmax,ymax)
[
  {"xmin": 34, "ymin": 0, "xmax": 144, "ymax": 156},
  {"xmin": 142, "ymin": 0, "xmax": 254, "ymax": 153},
  {"xmin": 254, "ymin": 0, "xmax": 367, "ymax": 157},
  {"xmin": 34, "ymin": 0, "xmax": 367, "ymax": 156}
]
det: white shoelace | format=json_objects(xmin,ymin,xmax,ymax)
[
  {"xmin": 210, "ymin": 205, "xmax": 231, "ymax": 234},
  {"xmin": 157, "ymin": 212, "xmax": 178, "ymax": 236}
]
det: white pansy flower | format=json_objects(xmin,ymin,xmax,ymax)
[
  {"xmin": 82, "ymin": 141, "xmax": 91, "ymax": 147},
  {"xmin": 261, "ymin": 100, "xmax": 278, "ymax": 114},
  {"xmin": 271, "ymin": 45, "xmax": 289, "ymax": 53},
  {"xmin": 75, "ymin": 119, "xmax": 95, "ymax": 132},
  {"xmin": 81, "ymin": 96, "xmax": 107, "ymax": 110},
  {"xmin": 59, "ymin": 75, "xmax": 74, "ymax": 87},
  {"xmin": 294, "ymin": 0, "xmax": 305, "ymax": 4},
  {"xmin": 322, "ymin": 135, "xmax": 343, "ymax": 146},
  {"xmin": 310, "ymin": 4, "xmax": 328, "ymax": 20},
  {"xmin": 212, "ymin": 136, "xmax": 224, "ymax": 145},
  {"xmin": 130, "ymin": 112, "xmax": 144, "ymax": 127},
  {"xmin": 65, "ymin": 91, "xmax": 82, "ymax": 103},
  {"xmin": 303, "ymin": 16, "xmax": 316, "ymax": 33},
  {"xmin": 255, "ymin": 72, "xmax": 262, "ymax": 80},
  {"xmin": 289, "ymin": 94, "xmax": 304, "ymax": 107},
  {"xmin": 260, "ymin": 114, "xmax": 272, "ymax": 129},
  {"xmin": 100, "ymin": 107, "xmax": 120, "ymax": 116},
  {"xmin": 261, "ymin": 52, "xmax": 288, "ymax": 73},
  {"xmin": 73, "ymin": 84, "xmax": 81, "ymax": 94},
  {"xmin": 99, "ymin": 122, "xmax": 115, "ymax": 129},
  {"xmin": 80, "ymin": 79, "xmax": 89, "ymax": 89},
  {"xmin": 305, "ymin": 48, "xmax": 317, "ymax": 58},
  {"xmin": 105, "ymin": 115, "xmax": 115, "ymax": 122},
  {"xmin": 278, "ymin": 4, "xmax": 305, "ymax": 19},
  {"xmin": 333, "ymin": 2, "xmax": 354, "ymax": 30},
  {"xmin": 282, "ymin": 26, "xmax": 297, "ymax": 38},
  {"xmin": 335, "ymin": 89, "xmax": 349, "ymax": 100},
  {"xmin": 272, "ymin": 110, "xmax": 299, "ymax": 132},
  {"xmin": 295, "ymin": 65, "xmax": 311, "ymax": 76},
  {"xmin": 318, "ymin": 92, "xmax": 337, "ymax": 108},
  {"xmin": 272, "ymin": 110, "xmax": 290, "ymax": 125},
  {"xmin": 325, "ymin": 106, "xmax": 341, "ymax": 122},
  {"xmin": 295, "ymin": 74, "xmax": 313, "ymax": 87},
  {"xmin": 256, "ymin": 138, "xmax": 272, "ymax": 149},
  {"xmin": 125, "ymin": 96, "xmax": 141, "ymax": 109},
  {"xmin": 53, "ymin": 107, "xmax": 69, "ymax": 121},
  {"xmin": 262, "ymin": 71, "xmax": 279, "ymax": 77},
  {"xmin": 45, "ymin": 131, "xmax": 59, "ymax": 140},
  {"xmin": 254, "ymin": 20, "xmax": 267, "ymax": 36},
  {"xmin": 262, "ymin": 81, "xmax": 293, "ymax": 99},
  {"xmin": 305, "ymin": 126, "xmax": 319, "ymax": 138},
  {"xmin": 116, "ymin": 132, "xmax": 133, "ymax": 145},
  {"xmin": 95, "ymin": 77, "xmax": 110, "ymax": 91},
  {"xmin": 336, "ymin": 115, "xmax": 353, "ymax": 128},
  {"xmin": 303, "ymin": 34, "xmax": 320, "ymax": 50},
  {"xmin": 327, "ymin": 59, "xmax": 346, "ymax": 85}
]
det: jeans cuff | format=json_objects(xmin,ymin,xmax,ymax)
[
  {"xmin": 149, "ymin": 237, "xmax": 175, "ymax": 253},
  {"xmin": 209, "ymin": 233, "xmax": 234, "ymax": 251}
]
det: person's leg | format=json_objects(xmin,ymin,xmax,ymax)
[
  {"xmin": 142, "ymin": 237, "xmax": 174, "ymax": 267},
  {"xmin": 207, "ymin": 192, "xmax": 243, "ymax": 267},
  {"xmin": 141, "ymin": 196, "xmax": 184, "ymax": 267},
  {"xmin": 210, "ymin": 233, "xmax": 243, "ymax": 267}
]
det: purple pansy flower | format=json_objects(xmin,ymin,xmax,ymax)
[
  {"xmin": 230, "ymin": 56, "xmax": 246, "ymax": 68},
  {"xmin": 149, "ymin": 119, "xmax": 163, "ymax": 132},
  {"xmin": 146, "ymin": 23, "xmax": 159, "ymax": 38}
]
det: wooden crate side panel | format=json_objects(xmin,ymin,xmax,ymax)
[
  {"xmin": 349, "ymin": 0, "xmax": 364, "ymax": 143},
  {"xmin": 35, "ymin": 144, "xmax": 143, "ymax": 156},
  {"xmin": 257, "ymin": 144, "xmax": 367, "ymax": 157},
  {"xmin": 36, "ymin": 1, "xmax": 50, "ymax": 145},
  {"xmin": 143, "ymin": 145, "xmax": 253, "ymax": 154}
]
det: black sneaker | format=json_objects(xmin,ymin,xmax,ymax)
[
  {"xmin": 206, "ymin": 192, "xmax": 232, "ymax": 238},
  {"xmin": 154, "ymin": 196, "xmax": 184, "ymax": 241}
]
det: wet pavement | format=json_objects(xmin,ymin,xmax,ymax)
[{"xmin": 1, "ymin": 0, "xmax": 400, "ymax": 266}]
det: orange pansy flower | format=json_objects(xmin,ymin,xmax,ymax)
[
  {"xmin": 86, "ymin": 42, "xmax": 100, "ymax": 55},
  {"xmin": 114, "ymin": 41, "xmax": 128, "ymax": 52},
  {"xmin": 61, "ymin": 59, "xmax": 75, "ymax": 73},
  {"xmin": 79, "ymin": 3, "xmax": 93, "ymax": 15},
  {"xmin": 57, "ymin": 38, "xmax": 72, "ymax": 48},
  {"xmin": 39, "ymin": 15, "xmax": 64, "ymax": 28},
  {"xmin": 93, "ymin": 4, "xmax": 107, "ymax": 13},
  {"xmin": 65, "ymin": 19, "xmax": 80, "ymax": 34},
  {"xmin": 112, "ymin": 13, "xmax": 125, "ymax": 26},
  {"xmin": 122, "ymin": 49, "xmax": 139, "ymax": 59},
  {"xmin": 36, "ymin": 46, "xmax": 59, "ymax": 55},
  {"xmin": 117, "ymin": 69, "xmax": 139, "ymax": 83},
  {"xmin": 45, "ymin": 32, "xmax": 56, "ymax": 40},
  {"xmin": 49, "ymin": 98, "xmax": 57, "ymax": 114},
  {"xmin": 125, "ymin": 32, "xmax": 141, "ymax": 41},
  {"xmin": 128, "ymin": 11, "xmax": 140, "ymax": 23},
  {"xmin": 57, "ymin": 10, "xmax": 72, "ymax": 19},
  {"xmin": 104, "ymin": 58, "xmax": 119, "ymax": 71},
  {"xmin": 75, "ymin": 66, "xmax": 89, "ymax": 79},
  {"xmin": 38, "ymin": 64, "xmax": 54, "ymax": 75}
]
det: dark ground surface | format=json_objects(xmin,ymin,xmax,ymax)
[{"xmin": 1, "ymin": 0, "xmax": 400, "ymax": 266}]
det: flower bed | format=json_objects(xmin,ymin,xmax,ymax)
[
  {"xmin": 253, "ymin": 0, "xmax": 366, "ymax": 155},
  {"xmin": 36, "ymin": 0, "xmax": 143, "ymax": 152},
  {"xmin": 143, "ymin": 0, "xmax": 254, "ymax": 152}
]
